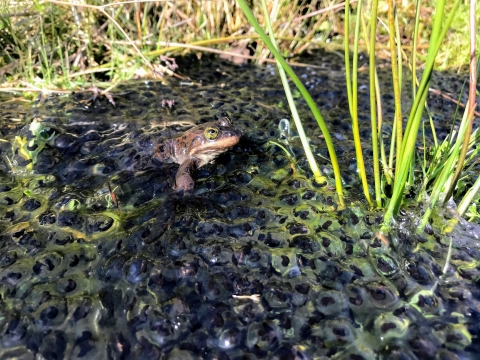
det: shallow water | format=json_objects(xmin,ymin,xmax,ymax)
[{"xmin": 0, "ymin": 51, "xmax": 479, "ymax": 359}]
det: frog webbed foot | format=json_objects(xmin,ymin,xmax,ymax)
[{"xmin": 174, "ymin": 159, "xmax": 197, "ymax": 194}]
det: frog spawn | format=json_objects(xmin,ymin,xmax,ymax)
[{"xmin": 0, "ymin": 53, "xmax": 479, "ymax": 359}]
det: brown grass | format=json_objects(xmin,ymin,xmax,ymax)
[{"xmin": 0, "ymin": 0, "xmax": 475, "ymax": 92}]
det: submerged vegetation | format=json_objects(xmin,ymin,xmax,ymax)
[{"xmin": 1, "ymin": 0, "xmax": 479, "ymax": 230}]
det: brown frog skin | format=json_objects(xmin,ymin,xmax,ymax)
[{"xmin": 154, "ymin": 116, "xmax": 241, "ymax": 192}]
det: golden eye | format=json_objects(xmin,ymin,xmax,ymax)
[{"xmin": 204, "ymin": 127, "xmax": 219, "ymax": 140}]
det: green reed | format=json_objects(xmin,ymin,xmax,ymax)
[
  {"xmin": 459, "ymin": 175, "xmax": 480, "ymax": 217},
  {"xmin": 387, "ymin": 0, "xmax": 403, "ymax": 178},
  {"xmin": 383, "ymin": 0, "xmax": 463, "ymax": 229},
  {"xmin": 344, "ymin": 0, "xmax": 372, "ymax": 207},
  {"xmin": 367, "ymin": 0, "xmax": 381, "ymax": 208},
  {"xmin": 237, "ymin": 0, "xmax": 344, "ymax": 204},
  {"xmin": 259, "ymin": 0, "xmax": 325, "ymax": 187},
  {"xmin": 343, "ymin": 0, "xmax": 478, "ymax": 230},
  {"xmin": 418, "ymin": 52, "xmax": 478, "ymax": 229},
  {"xmin": 442, "ymin": 2, "xmax": 478, "ymax": 206}
]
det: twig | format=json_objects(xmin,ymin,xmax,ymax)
[
  {"xmin": 107, "ymin": 182, "xmax": 119, "ymax": 208},
  {"xmin": 429, "ymin": 87, "xmax": 480, "ymax": 118},
  {"xmin": 99, "ymin": 0, "xmax": 217, "ymax": 8},
  {"xmin": 146, "ymin": 42, "xmax": 326, "ymax": 68},
  {"xmin": 293, "ymin": 1, "xmax": 357, "ymax": 23},
  {"xmin": 4, "ymin": 11, "xmax": 40, "ymax": 17},
  {"xmin": 0, "ymin": 87, "xmax": 73, "ymax": 94}
]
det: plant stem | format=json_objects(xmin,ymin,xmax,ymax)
[
  {"xmin": 368, "ymin": 0, "xmax": 381, "ymax": 207},
  {"xmin": 344, "ymin": 0, "xmax": 353, "ymax": 119},
  {"xmin": 458, "ymin": 175, "xmax": 480, "ymax": 216},
  {"xmin": 260, "ymin": 0, "xmax": 325, "ymax": 184},
  {"xmin": 443, "ymin": 0, "xmax": 477, "ymax": 203},
  {"xmin": 383, "ymin": 0, "xmax": 460, "ymax": 229},
  {"xmin": 411, "ymin": 0, "xmax": 420, "ymax": 101},
  {"xmin": 411, "ymin": 5, "xmax": 439, "ymax": 149},
  {"xmin": 419, "ymin": 110, "xmax": 469, "ymax": 229},
  {"xmin": 387, "ymin": 0, "xmax": 403, "ymax": 177},
  {"xmin": 344, "ymin": 0, "xmax": 372, "ymax": 206},
  {"xmin": 237, "ymin": 0, "xmax": 344, "ymax": 203},
  {"xmin": 349, "ymin": 0, "xmax": 372, "ymax": 206}
]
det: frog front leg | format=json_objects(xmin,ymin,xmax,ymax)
[{"xmin": 175, "ymin": 159, "xmax": 197, "ymax": 193}]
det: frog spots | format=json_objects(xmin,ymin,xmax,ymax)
[
  {"xmin": 246, "ymin": 321, "xmax": 280, "ymax": 352},
  {"xmin": 4, "ymin": 271, "xmax": 22, "ymax": 286},
  {"xmin": 2, "ymin": 316, "xmax": 28, "ymax": 346},
  {"xmin": 258, "ymin": 233, "xmax": 283, "ymax": 247},
  {"xmin": 0, "ymin": 184, "xmax": 12, "ymax": 193}
]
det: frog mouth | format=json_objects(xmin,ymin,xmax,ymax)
[
  {"xmin": 212, "ymin": 134, "xmax": 241, "ymax": 147},
  {"xmin": 189, "ymin": 134, "xmax": 241, "ymax": 165},
  {"xmin": 195, "ymin": 131, "xmax": 241, "ymax": 150}
]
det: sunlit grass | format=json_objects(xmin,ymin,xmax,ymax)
[{"xmin": 0, "ymin": 0, "xmax": 476, "ymax": 93}]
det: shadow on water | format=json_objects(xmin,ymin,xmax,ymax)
[{"xmin": 0, "ymin": 50, "xmax": 479, "ymax": 359}]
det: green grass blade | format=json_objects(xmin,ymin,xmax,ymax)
[
  {"xmin": 419, "ymin": 109, "xmax": 469, "ymax": 229},
  {"xmin": 259, "ymin": 0, "xmax": 325, "ymax": 183},
  {"xmin": 237, "ymin": 0, "xmax": 344, "ymax": 203},
  {"xmin": 411, "ymin": 0, "xmax": 421, "ymax": 100},
  {"xmin": 364, "ymin": 0, "xmax": 381, "ymax": 207},
  {"xmin": 350, "ymin": 0, "xmax": 372, "ymax": 206},
  {"xmin": 402, "ymin": 0, "xmax": 449, "ymax": 142},
  {"xmin": 359, "ymin": 10, "xmax": 389, "ymax": 186},
  {"xmin": 458, "ymin": 175, "xmax": 480, "ymax": 216},
  {"xmin": 344, "ymin": 0, "xmax": 353, "ymax": 118},
  {"xmin": 383, "ymin": 0, "xmax": 461, "ymax": 228},
  {"xmin": 387, "ymin": 0, "xmax": 403, "ymax": 176},
  {"xmin": 39, "ymin": 20, "xmax": 52, "ymax": 85},
  {"xmin": 443, "ymin": 1, "xmax": 477, "ymax": 203},
  {"xmin": 388, "ymin": 119, "xmax": 396, "ymax": 176}
]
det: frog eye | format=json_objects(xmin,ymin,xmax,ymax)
[{"xmin": 205, "ymin": 127, "xmax": 219, "ymax": 140}]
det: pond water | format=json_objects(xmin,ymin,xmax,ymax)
[{"xmin": 0, "ymin": 51, "xmax": 479, "ymax": 359}]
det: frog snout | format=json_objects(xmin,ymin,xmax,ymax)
[{"xmin": 226, "ymin": 129, "xmax": 242, "ymax": 140}]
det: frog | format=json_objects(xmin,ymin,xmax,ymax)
[{"xmin": 154, "ymin": 116, "xmax": 241, "ymax": 193}]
